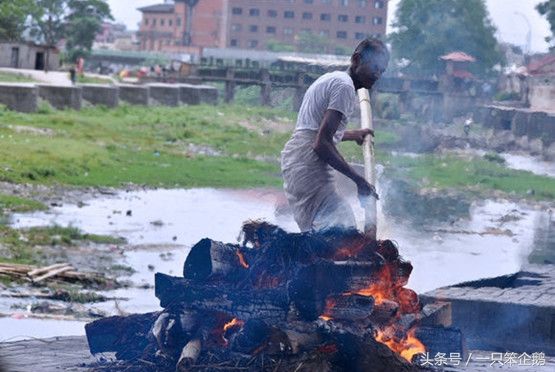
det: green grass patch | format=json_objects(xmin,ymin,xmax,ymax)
[
  {"xmin": 0, "ymin": 71, "xmax": 36, "ymax": 83},
  {"xmin": 0, "ymin": 104, "xmax": 292, "ymax": 188},
  {"xmin": 386, "ymin": 153, "xmax": 555, "ymax": 200},
  {"xmin": 77, "ymin": 74, "xmax": 113, "ymax": 85},
  {"xmin": 0, "ymin": 225, "xmax": 126, "ymax": 265},
  {"xmin": 0, "ymin": 194, "xmax": 47, "ymax": 213}
]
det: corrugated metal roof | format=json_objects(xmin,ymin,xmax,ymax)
[
  {"xmin": 440, "ymin": 51, "xmax": 476, "ymax": 62},
  {"xmin": 138, "ymin": 4, "xmax": 174, "ymax": 13},
  {"xmin": 528, "ymin": 54, "xmax": 555, "ymax": 75}
]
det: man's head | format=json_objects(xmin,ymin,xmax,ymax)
[{"xmin": 350, "ymin": 38, "xmax": 389, "ymax": 90}]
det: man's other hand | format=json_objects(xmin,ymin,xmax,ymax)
[{"xmin": 354, "ymin": 128, "xmax": 374, "ymax": 145}]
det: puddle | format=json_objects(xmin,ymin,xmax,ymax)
[
  {"xmin": 0, "ymin": 317, "xmax": 86, "ymax": 342},
  {"xmin": 3, "ymin": 188, "xmax": 551, "ymax": 340}
]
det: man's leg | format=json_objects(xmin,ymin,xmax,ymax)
[{"xmin": 312, "ymin": 193, "xmax": 356, "ymax": 231}]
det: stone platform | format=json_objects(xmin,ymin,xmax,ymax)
[{"xmin": 421, "ymin": 264, "xmax": 555, "ymax": 356}]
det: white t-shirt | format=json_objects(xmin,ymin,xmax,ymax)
[{"xmin": 295, "ymin": 70, "xmax": 356, "ymax": 143}]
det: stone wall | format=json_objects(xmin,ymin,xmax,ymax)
[
  {"xmin": 37, "ymin": 85, "xmax": 82, "ymax": 110},
  {"xmin": 476, "ymin": 105, "xmax": 555, "ymax": 146},
  {"xmin": 0, "ymin": 83, "xmax": 38, "ymax": 113},
  {"xmin": 80, "ymin": 84, "xmax": 119, "ymax": 108},
  {"xmin": 0, "ymin": 83, "xmax": 219, "ymax": 113},
  {"xmin": 528, "ymin": 76, "xmax": 555, "ymax": 112}
]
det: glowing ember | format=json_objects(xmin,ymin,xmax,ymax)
[
  {"xmin": 375, "ymin": 327, "xmax": 426, "ymax": 363},
  {"xmin": 236, "ymin": 250, "xmax": 249, "ymax": 268},
  {"xmin": 223, "ymin": 317, "xmax": 244, "ymax": 332}
]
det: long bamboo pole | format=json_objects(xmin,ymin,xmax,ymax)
[{"xmin": 358, "ymin": 88, "xmax": 377, "ymax": 239}]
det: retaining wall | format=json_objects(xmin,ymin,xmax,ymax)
[
  {"xmin": 0, "ymin": 83, "xmax": 37, "ymax": 112},
  {"xmin": 38, "ymin": 84, "xmax": 82, "ymax": 110},
  {"xmin": 476, "ymin": 105, "xmax": 555, "ymax": 145},
  {"xmin": 1, "ymin": 82, "xmax": 219, "ymax": 112},
  {"xmin": 80, "ymin": 84, "xmax": 119, "ymax": 108},
  {"xmin": 118, "ymin": 84, "xmax": 150, "ymax": 105},
  {"xmin": 148, "ymin": 84, "xmax": 180, "ymax": 106}
]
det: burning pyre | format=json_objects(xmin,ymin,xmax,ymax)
[{"xmin": 85, "ymin": 221, "xmax": 452, "ymax": 371}]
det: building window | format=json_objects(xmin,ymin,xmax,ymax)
[
  {"xmin": 355, "ymin": 32, "xmax": 366, "ymax": 40},
  {"xmin": 337, "ymin": 31, "xmax": 347, "ymax": 39},
  {"xmin": 340, "ymin": 0, "xmax": 349, "ymax": 6},
  {"xmin": 283, "ymin": 27, "xmax": 293, "ymax": 35},
  {"xmin": 320, "ymin": 13, "xmax": 331, "ymax": 21},
  {"xmin": 319, "ymin": 30, "xmax": 329, "ymax": 36},
  {"xmin": 268, "ymin": 9, "xmax": 277, "ymax": 17},
  {"xmin": 266, "ymin": 26, "xmax": 276, "ymax": 33},
  {"xmin": 338, "ymin": 14, "xmax": 348, "ymax": 22},
  {"xmin": 230, "ymin": 39, "xmax": 238, "ymax": 46},
  {"xmin": 231, "ymin": 24, "xmax": 242, "ymax": 31},
  {"xmin": 160, "ymin": 19, "xmax": 165, "ymax": 26},
  {"xmin": 176, "ymin": 18, "xmax": 181, "ymax": 26},
  {"xmin": 358, "ymin": 0, "xmax": 368, "ymax": 6},
  {"xmin": 302, "ymin": 12, "xmax": 313, "ymax": 20},
  {"xmin": 248, "ymin": 40, "xmax": 258, "ymax": 48},
  {"xmin": 355, "ymin": 15, "xmax": 365, "ymax": 23},
  {"xmin": 144, "ymin": 19, "xmax": 148, "ymax": 25},
  {"xmin": 284, "ymin": 11, "xmax": 295, "ymax": 19},
  {"xmin": 372, "ymin": 16, "xmax": 383, "ymax": 25},
  {"xmin": 152, "ymin": 18, "xmax": 156, "ymax": 26},
  {"xmin": 249, "ymin": 25, "xmax": 258, "ymax": 32},
  {"xmin": 169, "ymin": 19, "xmax": 172, "ymax": 26},
  {"xmin": 374, "ymin": 0, "xmax": 384, "ymax": 9},
  {"xmin": 249, "ymin": 8, "xmax": 260, "ymax": 16},
  {"xmin": 232, "ymin": 7, "xmax": 242, "ymax": 15}
]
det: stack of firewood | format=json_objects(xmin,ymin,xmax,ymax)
[
  {"xmin": 0, "ymin": 262, "xmax": 106, "ymax": 285},
  {"xmin": 86, "ymin": 222, "xmax": 464, "ymax": 371}
]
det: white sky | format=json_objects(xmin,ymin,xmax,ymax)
[{"xmin": 108, "ymin": 0, "xmax": 552, "ymax": 53}]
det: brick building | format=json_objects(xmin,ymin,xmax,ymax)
[{"xmin": 138, "ymin": 0, "xmax": 387, "ymax": 54}]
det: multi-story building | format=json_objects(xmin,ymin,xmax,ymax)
[{"xmin": 138, "ymin": 0, "xmax": 387, "ymax": 54}]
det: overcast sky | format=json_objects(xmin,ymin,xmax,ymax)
[{"xmin": 108, "ymin": 0, "xmax": 552, "ymax": 53}]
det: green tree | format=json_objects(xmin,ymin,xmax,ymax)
[
  {"xmin": 389, "ymin": 0, "xmax": 502, "ymax": 77},
  {"xmin": 536, "ymin": 0, "xmax": 555, "ymax": 46},
  {"xmin": 0, "ymin": 0, "xmax": 37, "ymax": 41},
  {"xmin": 65, "ymin": 0, "xmax": 113, "ymax": 61},
  {"xmin": 30, "ymin": 0, "xmax": 112, "ymax": 71},
  {"xmin": 30, "ymin": 0, "xmax": 67, "ymax": 72}
]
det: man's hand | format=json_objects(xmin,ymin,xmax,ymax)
[
  {"xmin": 342, "ymin": 129, "xmax": 375, "ymax": 145},
  {"xmin": 356, "ymin": 177, "xmax": 379, "ymax": 200}
]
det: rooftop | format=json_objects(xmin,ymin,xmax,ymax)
[{"xmin": 137, "ymin": 3, "xmax": 174, "ymax": 13}]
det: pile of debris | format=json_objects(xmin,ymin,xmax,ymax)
[{"xmin": 86, "ymin": 221, "xmax": 463, "ymax": 371}]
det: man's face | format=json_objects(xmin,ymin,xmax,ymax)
[{"xmin": 354, "ymin": 53, "xmax": 388, "ymax": 89}]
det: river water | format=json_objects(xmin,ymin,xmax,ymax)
[{"xmin": 2, "ymin": 187, "xmax": 553, "ymax": 341}]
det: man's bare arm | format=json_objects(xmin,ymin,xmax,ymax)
[
  {"xmin": 342, "ymin": 129, "xmax": 374, "ymax": 145},
  {"xmin": 313, "ymin": 109, "xmax": 378, "ymax": 198}
]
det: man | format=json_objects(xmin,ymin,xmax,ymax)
[{"xmin": 281, "ymin": 38, "xmax": 389, "ymax": 232}]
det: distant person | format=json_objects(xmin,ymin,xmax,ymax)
[
  {"xmin": 69, "ymin": 66, "xmax": 76, "ymax": 85},
  {"xmin": 281, "ymin": 38, "xmax": 388, "ymax": 232},
  {"xmin": 76, "ymin": 57, "xmax": 84, "ymax": 76}
]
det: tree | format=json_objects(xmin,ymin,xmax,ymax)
[
  {"xmin": 389, "ymin": 0, "xmax": 502, "ymax": 77},
  {"xmin": 536, "ymin": 0, "xmax": 555, "ymax": 47},
  {"xmin": 30, "ymin": 0, "xmax": 112, "ymax": 71},
  {"xmin": 0, "ymin": 0, "xmax": 37, "ymax": 41},
  {"xmin": 65, "ymin": 0, "xmax": 112, "ymax": 61}
]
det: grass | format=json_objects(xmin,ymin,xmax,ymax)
[
  {"xmin": 0, "ymin": 194, "xmax": 47, "ymax": 213},
  {"xmin": 0, "ymin": 225, "xmax": 126, "ymax": 264},
  {"xmin": 385, "ymin": 153, "xmax": 555, "ymax": 200},
  {"xmin": 0, "ymin": 71, "xmax": 36, "ymax": 83},
  {"xmin": 77, "ymin": 74, "xmax": 114, "ymax": 85},
  {"xmin": 0, "ymin": 104, "xmax": 294, "ymax": 188}
]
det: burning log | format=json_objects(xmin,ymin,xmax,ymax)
[
  {"xmin": 85, "ymin": 311, "xmax": 160, "ymax": 360},
  {"xmin": 155, "ymin": 273, "xmax": 290, "ymax": 322},
  {"xmin": 183, "ymin": 239, "xmax": 249, "ymax": 282},
  {"xmin": 321, "ymin": 294, "xmax": 375, "ymax": 322}
]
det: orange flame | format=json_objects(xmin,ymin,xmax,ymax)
[
  {"xmin": 352, "ymin": 265, "xmax": 393, "ymax": 305},
  {"xmin": 223, "ymin": 317, "xmax": 244, "ymax": 332},
  {"xmin": 236, "ymin": 250, "xmax": 249, "ymax": 269},
  {"xmin": 375, "ymin": 327, "xmax": 425, "ymax": 362}
]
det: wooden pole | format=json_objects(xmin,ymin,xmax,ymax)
[{"xmin": 358, "ymin": 88, "xmax": 377, "ymax": 239}]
